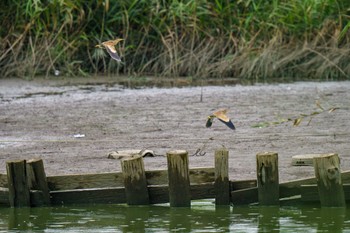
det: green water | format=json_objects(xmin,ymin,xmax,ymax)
[{"xmin": 0, "ymin": 200, "xmax": 349, "ymax": 232}]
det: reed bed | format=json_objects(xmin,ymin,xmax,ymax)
[{"xmin": 1, "ymin": 0, "xmax": 350, "ymax": 81}]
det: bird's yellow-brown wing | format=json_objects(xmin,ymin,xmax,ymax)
[
  {"xmin": 98, "ymin": 39, "xmax": 123, "ymax": 62},
  {"xmin": 102, "ymin": 39, "xmax": 123, "ymax": 47},
  {"xmin": 213, "ymin": 109, "xmax": 230, "ymax": 122},
  {"xmin": 104, "ymin": 45, "xmax": 121, "ymax": 61},
  {"xmin": 212, "ymin": 109, "xmax": 236, "ymax": 130}
]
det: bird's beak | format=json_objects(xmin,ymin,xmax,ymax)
[{"xmin": 95, "ymin": 44, "xmax": 102, "ymax": 48}]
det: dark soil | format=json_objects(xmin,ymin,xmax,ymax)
[{"xmin": 1, "ymin": 78, "xmax": 350, "ymax": 182}]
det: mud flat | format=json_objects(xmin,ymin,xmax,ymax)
[{"xmin": 0, "ymin": 78, "xmax": 349, "ymax": 182}]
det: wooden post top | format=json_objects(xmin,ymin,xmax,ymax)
[
  {"xmin": 256, "ymin": 151, "xmax": 278, "ymax": 156},
  {"xmin": 6, "ymin": 159, "xmax": 26, "ymax": 164},
  {"xmin": 167, "ymin": 150, "xmax": 188, "ymax": 155},
  {"xmin": 120, "ymin": 155, "xmax": 142, "ymax": 161}
]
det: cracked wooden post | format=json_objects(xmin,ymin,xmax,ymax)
[
  {"xmin": 26, "ymin": 158, "xmax": 51, "ymax": 206},
  {"xmin": 167, "ymin": 150, "xmax": 191, "ymax": 207},
  {"xmin": 256, "ymin": 152, "xmax": 279, "ymax": 205},
  {"xmin": 215, "ymin": 148, "xmax": 230, "ymax": 205},
  {"xmin": 6, "ymin": 160, "xmax": 30, "ymax": 207},
  {"xmin": 313, "ymin": 153, "xmax": 345, "ymax": 207},
  {"xmin": 121, "ymin": 156, "xmax": 149, "ymax": 205}
]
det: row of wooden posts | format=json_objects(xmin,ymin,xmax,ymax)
[{"xmin": 0, "ymin": 150, "xmax": 347, "ymax": 208}]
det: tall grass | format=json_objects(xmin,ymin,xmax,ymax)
[{"xmin": 0, "ymin": 0, "xmax": 349, "ymax": 81}]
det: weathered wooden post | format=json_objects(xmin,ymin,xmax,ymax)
[
  {"xmin": 256, "ymin": 152, "xmax": 279, "ymax": 205},
  {"xmin": 215, "ymin": 148, "xmax": 230, "ymax": 205},
  {"xmin": 6, "ymin": 160, "xmax": 30, "ymax": 207},
  {"xmin": 313, "ymin": 153, "xmax": 345, "ymax": 207},
  {"xmin": 167, "ymin": 150, "xmax": 191, "ymax": 207},
  {"xmin": 121, "ymin": 155, "xmax": 149, "ymax": 205},
  {"xmin": 26, "ymin": 158, "xmax": 51, "ymax": 206}
]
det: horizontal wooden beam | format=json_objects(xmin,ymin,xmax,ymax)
[
  {"xmin": 50, "ymin": 187, "xmax": 126, "ymax": 205},
  {"xmin": 279, "ymin": 169, "xmax": 350, "ymax": 198},
  {"xmin": 49, "ymin": 182, "xmax": 217, "ymax": 205},
  {"xmin": 47, "ymin": 167, "xmax": 215, "ymax": 191},
  {"xmin": 232, "ymin": 171, "xmax": 350, "ymax": 205},
  {"xmin": 47, "ymin": 173, "xmax": 124, "ymax": 191},
  {"xmin": 148, "ymin": 185, "xmax": 169, "ymax": 204},
  {"xmin": 301, "ymin": 184, "xmax": 350, "ymax": 202},
  {"xmin": 231, "ymin": 179, "xmax": 257, "ymax": 191},
  {"xmin": 3, "ymin": 180, "xmax": 256, "ymax": 206},
  {"xmin": 0, "ymin": 187, "xmax": 9, "ymax": 206},
  {"xmin": 0, "ymin": 174, "xmax": 7, "ymax": 188},
  {"xmin": 30, "ymin": 190, "xmax": 49, "ymax": 207},
  {"xmin": 279, "ymin": 176, "xmax": 316, "ymax": 197},
  {"xmin": 231, "ymin": 187, "xmax": 258, "ymax": 205}
]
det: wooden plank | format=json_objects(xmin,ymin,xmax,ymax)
[
  {"xmin": 233, "ymin": 176, "xmax": 350, "ymax": 205},
  {"xmin": 191, "ymin": 183, "xmax": 215, "ymax": 200},
  {"xmin": 301, "ymin": 184, "xmax": 350, "ymax": 202},
  {"xmin": 301, "ymin": 185, "xmax": 321, "ymax": 202},
  {"xmin": 0, "ymin": 187, "xmax": 9, "ymax": 206},
  {"xmin": 148, "ymin": 185, "xmax": 169, "ymax": 204},
  {"xmin": 232, "ymin": 177, "xmax": 313, "ymax": 205},
  {"xmin": 47, "ymin": 172, "xmax": 125, "ymax": 190},
  {"xmin": 256, "ymin": 152, "xmax": 279, "ymax": 205},
  {"xmin": 189, "ymin": 168, "xmax": 215, "ymax": 184},
  {"xmin": 130, "ymin": 183, "xmax": 215, "ymax": 205},
  {"xmin": 146, "ymin": 168, "xmax": 215, "ymax": 185},
  {"xmin": 47, "ymin": 168, "xmax": 215, "ymax": 191},
  {"xmin": 151, "ymin": 183, "xmax": 216, "ymax": 204},
  {"xmin": 231, "ymin": 180, "xmax": 257, "ymax": 191},
  {"xmin": 30, "ymin": 190, "xmax": 48, "ymax": 207},
  {"xmin": 279, "ymin": 177, "xmax": 316, "ymax": 197},
  {"xmin": 26, "ymin": 159, "xmax": 51, "ymax": 206},
  {"xmin": 0, "ymin": 173, "xmax": 7, "ymax": 188},
  {"xmin": 48, "ymin": 182, "xmax": 216, "ymax": 206},
  {"xmin": 341, "ymin": 170, "xmax": 350, "ymax": 183},
  {"xmin": 167, "ymin": 150, "xmax": 191, "ymax": 207},
  {"xmin": 313, "ymin": 154, "xmax": 345, "ymax": 207},
  {"xmin": 121, "ymin": 156, "xmax": 149, "ymax": 205},
  {"xmin": 231, "ymin": 187, "xmax": 258, "ymax": 205},
  {"xmin": 6, "ymin": 160, "xmax": 30, "ymax": 207},
  {"xmin": 50, "ymin": 187, "xmax": 126, "ymax": 205},
  {"xmin": 215, "ymin": 148, "xmax": 230, "ymax": 205},
  {"xmin": 145, "ymin": 170, "xmax": 168, "ymax": 185}
]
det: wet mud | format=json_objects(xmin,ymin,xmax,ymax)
[{"xmin": 1, "ymin": 78, "xmax": 350, "ymax": 182}]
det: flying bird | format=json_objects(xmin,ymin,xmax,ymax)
[
  {"xmin": 95, "ymin": 38, "xmax": 124, "ymax": 61},
  {"xmin": 206, "ymin": 109, "xmax": 236, "ymax": 130}
]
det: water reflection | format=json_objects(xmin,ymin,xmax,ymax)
[{"xmin": 0, "ymin": 201, "xmax": 350, "ymax": 232}]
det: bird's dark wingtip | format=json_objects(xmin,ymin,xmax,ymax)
[
  {"xmin": 228, "ymin": 121, "xmax": 236, "ymax": 130},
  {"xmin": 218, "ymin": 118, "xmax": 236, "ymax": 130},
  {"xmin": 109, "ymin": 52, "xmax": 122, "ymax": 62}
]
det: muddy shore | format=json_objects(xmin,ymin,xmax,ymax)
[{"xmin": 1, "ymin": 78, "xmax": 349, "ymax": 182}]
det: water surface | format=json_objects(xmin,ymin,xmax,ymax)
[{"xmin": 0, "ymin": 201, "xmax": 349, "ymax": 232}]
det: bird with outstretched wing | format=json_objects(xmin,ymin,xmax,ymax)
[
  {"xmin": 95, "ymin": 38, "xmax": 123, "ymax": 62},
  {"xmin": 206, "ymin": 109, "xmax": 235, "ymax": 130}
]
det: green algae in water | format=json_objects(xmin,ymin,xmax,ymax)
[{"xmin": 0, "ymin": 201, "xmax": 349, "ymax": 232}]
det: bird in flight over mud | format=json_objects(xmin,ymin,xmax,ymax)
[
  {"xmin": 95, "ymin": 38, "xmax": 123, "ymax": 62},
  {"xmin": 206, "ymin": 109, "xmax": 236, "ymax": 130}
]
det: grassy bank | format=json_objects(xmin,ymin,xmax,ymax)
[{"xmin": 1, "ymin": 0, "xmax": 350, "ymax": 81}]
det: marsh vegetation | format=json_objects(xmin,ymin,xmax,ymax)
[{"xmin": 1, "ymin": 0, "xmax": 350, "ymax": 81}]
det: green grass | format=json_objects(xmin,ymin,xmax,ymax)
[{"xmin": 0, "ymin": 0, "xmax": 350, "ymax": 81}]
